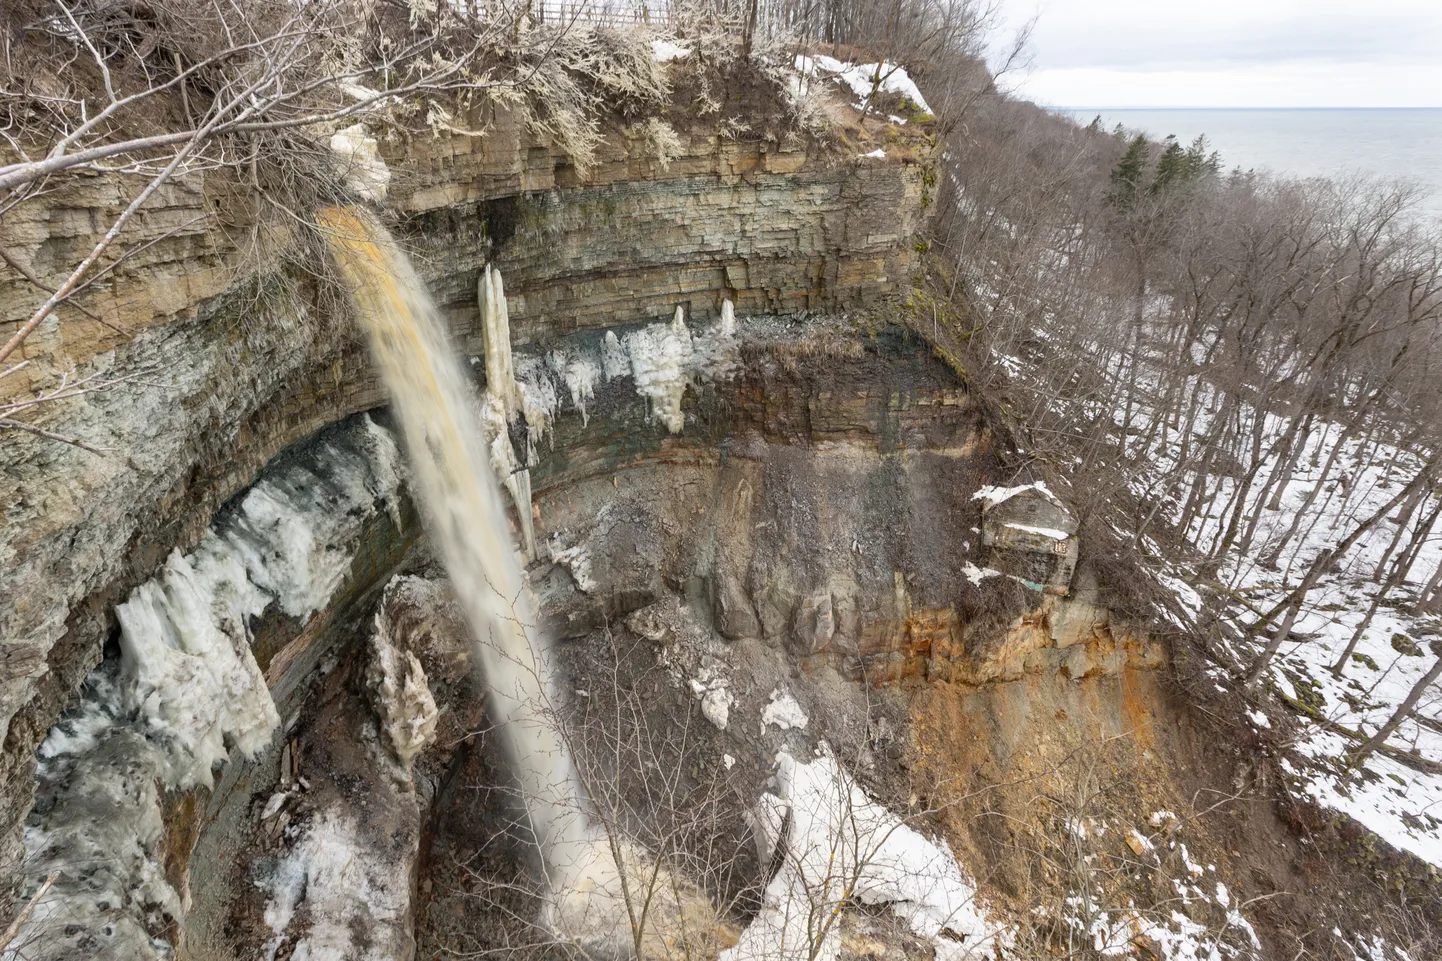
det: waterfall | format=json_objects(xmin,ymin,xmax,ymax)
[{"xmin": 315, "ymin": 208, "xmax": 613, "ymax": 931}]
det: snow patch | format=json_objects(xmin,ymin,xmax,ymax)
[
  {"xmin": 689, "ymin": 674, "xmax": 735, "ymax": 731},
  {"xmin": 794, "ymin": 55, "xmax": 932, "ymax": 115},
  {"xmin": 971, "ymin": 481, "xmax": 1059, "ymax": 508},
  {"xmin": 761, "ymin": 688, "xmax": 809, "ymax": 731},
  {"xmin": 962, "ymin": 562, "xmax": 1003, "ymax": 585},
  {"xmin": 650, "ymin": 38, "xmax": 691, "ymax": 62},
  {"xmin": 723, "ymin": 746, "xmax": 999, "ymax": 961},
  {"xmin": 1003, "ymin": 522, "xmax": 1071, "ymax": 540}
]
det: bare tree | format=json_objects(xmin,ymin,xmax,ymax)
[{"xmin": 1348, "ymin": 642, "xmax": 1442, "ymax": 769}]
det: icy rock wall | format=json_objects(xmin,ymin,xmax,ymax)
[
  {"xmin": 1, "ymin": 106, "xmax": 927, "ymax": 899},
  {"xmin": 512, "ymin": 297, "xmax": 739, "ymax": 439},
  {"xmin": 7, "ymin": 415, "xmax": 404, "ymax": 961}
]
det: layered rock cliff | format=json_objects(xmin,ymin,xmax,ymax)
[
  {"xmin": 1, "ymin": 64, "xmax": 1373, "ymax": 961},
  {"xmin": 0, "ymin": 106, "xmax": 928, "ymax": 887}
]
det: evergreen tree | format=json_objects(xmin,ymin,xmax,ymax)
[
  {"xmin": 1185, "ymin": 134, "xmax": 1222, "ymax": 177},
  {"xmin": 1109, "ymin": 134, "xmax": 1150, "ymax": 205},
  {"xmin": 1086, "ymin": 114, "xmax": 1103, "ymax": 133},
  {"xmin": 1151, "ymin": 135, "xmax": 1188, "ymax": 194}
]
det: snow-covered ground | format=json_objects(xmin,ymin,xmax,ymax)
[
  {"xmin": 793, "ymin": 54, "xmax": 932, "ymax": 116},
  {"xmin": 1187, "ymin": 423, "xmax": 1442, "ymax": 867},
  {"xmin": 1050, "ymin": 812, "xmax": 1263, "ymax": 961},
  {"xmin": 1000, "ymin": 321, "xmax": 1442, "ymax": 873}
]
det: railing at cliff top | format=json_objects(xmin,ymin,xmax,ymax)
[{"xmin": 459, "ymin": 0, "xmax": 818, "ymax": 36}]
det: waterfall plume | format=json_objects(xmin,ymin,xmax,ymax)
[{"xmin": 316, "ymin": 207, "xmax": 619, "ymax": 935}]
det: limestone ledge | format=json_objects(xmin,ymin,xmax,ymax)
[
  {"xmin": 0, "ymin": 111, "xmax": 929, "ymax": 896},
  {"xmin": 850, "ymin": 595, "xmax": 1165, "ymax": 687}
]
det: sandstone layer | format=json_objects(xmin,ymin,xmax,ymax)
[{"xmin": 0, "ymin": 109, "xmax": 930, "ymax": 889}]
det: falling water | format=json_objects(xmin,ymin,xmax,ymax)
[{"xmin": 315, "ymin": 208, "xmax": 614, "ymax": 930}]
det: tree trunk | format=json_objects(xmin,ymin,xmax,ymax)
[
  {"xmin": 741, "ymin": 0, "xmax": 760, "ymax": 59},
  {"xmin": 1349, "ymin": 646, "xmax": 1442, "ymax": 769},
  {"xmin": 1243, "ymin": 449, "xmax": 1442, "ymax": 688},
  {"xmin": 1264, "ymin": 412, "xmax": 1314, "ymax": 511},
  {"xmin": 1371, "ymin": 486, "xmax": 1427, "ymax": 581}
]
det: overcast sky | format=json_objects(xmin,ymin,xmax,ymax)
[{"xmin": 992, "ymin": 0, "xmax": 1442, "ymax": 107}]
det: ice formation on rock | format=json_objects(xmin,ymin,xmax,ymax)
[
  {"xmin": 558, "ymin": 351, "xmax": 601, "ymax": 426},
  {"xmin": 512, "ymin": 300, "xmax": 741, "ymax": 440},
  {"xmin": 259, "ymin": 810, "xmax": 414, "ymax": 961},
  {"xmin": 625, "ymin": 305, "xmax": 697, "ymax": 433},
  {"xmin": 549, "ymin": 536, "xmax": 597, "ymax": 593},
  {"xmin": 13, "ymin": 414, "xmax": 405, "ymax": 961},
  {"xmin": 478, "ymin": 263, "xmax": 521, "ymax": 416},
  {"xmin": 601, "ymin": 329, "xmax": 630, "ymax": 380},
  {"xmin": 476, "ymin": 264, "xmax": 545, "ymax": 557},
  {"xmin": 366, "ymin": 610, "xmax": 440, "ymax": 775},
  {"xmin": 516, "ymin": 354, "xmax": 560, "ymax": 463}
]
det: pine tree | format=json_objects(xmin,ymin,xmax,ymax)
[
  {"xmin": 1109, "ymin": 134, "xmax": 1150, "ymax": 206},
  {"xmin": 1151, "ymin": 136, "xmax": 1188, "ymax": 194},
  {"xmin": 1086, "ymin": 114, "xmax": 1103, "ymax": 133},
  {"xmin": 1184, "ymin": 134, "xmax": 1222, "ymax": 177}
]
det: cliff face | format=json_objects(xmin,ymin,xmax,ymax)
[
  {"xmin": 156, "ymin": 319, "xmax": 1170, "ymax": 961},
  {"xmin": 0, "ymin": 111, "xmax": 929, "ymax": 881},
  {"xmin": 4, "ymin": 81, "xmax": 1338, "ymax": 961}
]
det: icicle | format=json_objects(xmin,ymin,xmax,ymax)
[
  {"xmin": 601, "ymin": 330, "xmax": 629, "ymax": 381},
  {"xmin": 478, "ymin": 264, "xmax": 520, "ymax": 416},
  {"xmin": 516, "ymin": 356, "xmax": 559, "ymax": 464},
  {"xmin": 690, "ymin": 298, "xmax": 740, "ymax": 383},
  {"xmin": 562, "ymin": 354, "xmax": 600, "ymax": 427},
  {"xmin": 505, "ymin": 467, "xmax": 538, "ymax": 562},
  {"xmin": 481, "ymin": 381, "xmax": 536, "ymax": 559},
  {"xmin": 625, "ymin": 307, "xmax": 694, "ymax": 434}
]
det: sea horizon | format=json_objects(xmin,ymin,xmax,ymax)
[
  {"xmin": 1059, "ymin": 105, "xmax": 1442, "ymax": 111},
  {"xmin": 1053, "ymin": 106, "xmax": 1442, "ymax": 215}
]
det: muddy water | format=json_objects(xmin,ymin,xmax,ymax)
[{"xmin": 316, "ymin": 208, "xmax": 609, "ymax": 912}]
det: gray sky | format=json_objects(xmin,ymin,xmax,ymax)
[{"xmin": 993, "ymin": 0, "xmax": 1442, "ymax": 107}]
